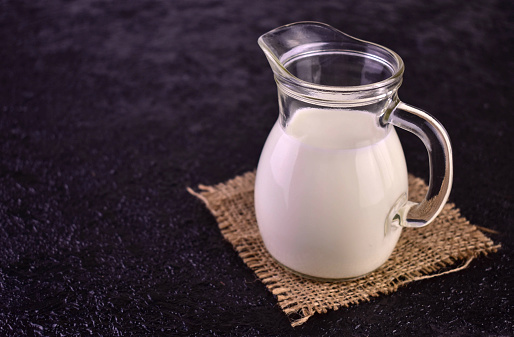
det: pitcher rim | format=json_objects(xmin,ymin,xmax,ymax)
[{"xmin": 258, "ymin": 21, "xmax": 405, "ymax": 94}]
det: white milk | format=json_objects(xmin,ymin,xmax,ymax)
[{"xmin": 255, "ymin": 108, "xmax": 408, "ymax": 279}]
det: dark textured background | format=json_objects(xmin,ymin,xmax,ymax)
[{"xmin": 1, "ymin": 0, "xmax": 513, "ymax": 336}]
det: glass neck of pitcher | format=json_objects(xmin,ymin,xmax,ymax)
[{"xmin": 258, "ymin": 22, "xmax": 405, "ymax": 125}]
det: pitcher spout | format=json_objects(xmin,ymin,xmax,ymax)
[{"xmin": 258, "ymin": 21, "xmax": 357, "ymax": 82}]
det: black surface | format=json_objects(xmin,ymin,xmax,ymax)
[{"xmin": 1, "ymin": 1, "xmax": 513, "ymax": 336}]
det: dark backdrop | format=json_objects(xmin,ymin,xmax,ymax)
[{"xmin": 1, "ymin": 0, "xmax": 512, "ymax": 336}]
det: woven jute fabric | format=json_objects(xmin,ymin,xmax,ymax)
[{"xmin": 188, "ymin": 171, "xmax": 500, "ymax": 327}]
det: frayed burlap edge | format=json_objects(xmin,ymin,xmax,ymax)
[{"xmin": 188, "ymin": 171, "xmax": 500, "ymax": 327}]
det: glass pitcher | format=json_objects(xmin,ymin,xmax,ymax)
[{"xmin": 254, "ymin": 22, "xmax": 453, "ymax": 280}]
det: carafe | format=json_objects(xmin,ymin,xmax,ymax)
[{"xmin": 254, "ymin": 22, "xmax": 453, "ymax": 280}]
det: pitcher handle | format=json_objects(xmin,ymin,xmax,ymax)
[{"xmin": 385, "ymin": 102, "xmax": 453, "ymax": 228}]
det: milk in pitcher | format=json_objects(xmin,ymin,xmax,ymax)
[{"xmin": 255, "ymin": 108, "xmax": 409, "ymax": 279}]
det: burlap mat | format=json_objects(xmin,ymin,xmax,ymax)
[{"xmin": 188, "ymin": 171, "xmax": 500, "ymax": 327}]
